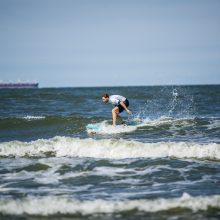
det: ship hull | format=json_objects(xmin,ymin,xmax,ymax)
[{"xmin": 0, "ymin": 83, "xmax": 39, "ymax": 89}]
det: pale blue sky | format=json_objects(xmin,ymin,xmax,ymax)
[{"xmin": 0, "ymin": 0, "xmax": 220, "ymax": 87}]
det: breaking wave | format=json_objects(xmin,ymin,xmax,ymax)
[
  {"xmin": 0, "ymin": 136, "xmax": 219, "ymax": 160},
  {"xmin": 0, "ymin": 193, "xmax": 219, "ymax": 216},
  {"xmin": 20, "ymin": 115, "xmax": 46, "ymax": 120}
]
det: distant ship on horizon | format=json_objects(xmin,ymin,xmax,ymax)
[{"xmin": 0, "ymin": 82, "xmax": 39, "ymax": 89}]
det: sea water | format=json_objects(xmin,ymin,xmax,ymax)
[{"xmin": 0, "ymin": 85, "xmax": 220, "ymax": 220}]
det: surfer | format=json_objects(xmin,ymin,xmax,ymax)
[{"xmin": 102, "ymin": 94, "xmax": 132, "ymax": 126}]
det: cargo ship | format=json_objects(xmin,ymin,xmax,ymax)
[{"xmin": 0, "ymin": 82, "xmax": 39, "ymax": 89}]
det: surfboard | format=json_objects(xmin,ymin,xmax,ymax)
[
  {"xmin": 86, "ymin": 124, "xmax": 102, "ymax": 133},
  {"xmin": 86, "ymin": 122, "xmax": 137, "ymax": 134}
]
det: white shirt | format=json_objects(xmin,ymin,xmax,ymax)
[{"xmin": 109, "ymin": 95, "xmax": 126, "ymax": 105}]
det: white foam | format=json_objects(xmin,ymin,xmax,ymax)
[
  {"xmin": 138, "ymin": 116, "xmax": 193, "ymax": 127},
  {"xmin": 0, "ymin": 137, "xmax": 219, "ymax": 160},
  {"xmin": 86, "ymin": 117, "xmax": 196, "ymax": 134},
  {"xmin": 0, "ymin": 193, "xmax": 219, "ymax": 215},
  {"xmin": 20, "ymin": 115, "xmax": 45, "ymax": 121},
  {"xmin": 87, "ymin": 121, "xmax": 137, "ymax": 134},
  {"xmin": 207, "ymin": 119, "xmax": 220, "ymax": 130}
]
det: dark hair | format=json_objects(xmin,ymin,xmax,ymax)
[{"xmin": 102, "ymin": 93, "xmax": 109, "ymax": 98}]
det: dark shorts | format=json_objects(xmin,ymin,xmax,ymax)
[{"xmin": 116, "ymin": 99, "xmax": 129, "ymax": 113}]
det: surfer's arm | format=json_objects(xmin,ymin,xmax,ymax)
[{"xmin": 119, "ymin": 101, "xmax": 132, "ymax": 114}]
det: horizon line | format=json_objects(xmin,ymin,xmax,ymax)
[{"xmin": 40, "ymin": 83, "xmax": 220, "ymax": 89}]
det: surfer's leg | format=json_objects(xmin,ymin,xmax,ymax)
[
  {"xmin": 112, "ymin": 107, "xmax": 119, "ymax": 126},
  {"xmin": 117, "ymin": 114, "xmax": 125, "ymax": 124}
]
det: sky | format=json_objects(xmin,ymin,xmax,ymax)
[{"xmin": 0, "ymin": 0, "xmax": 220, "ymax": 87}]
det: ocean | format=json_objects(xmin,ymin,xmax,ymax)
[{"xmin": 0, "ymin": 85, "xmax": 220, "ymax": 220}]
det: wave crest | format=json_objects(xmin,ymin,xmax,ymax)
[
  {"xmin": 0, "ymin": 193, "xmax": 219, "ymax": 215},
  {"xmin": 0, "ymin": 137, "xmax": 219, "ymax": 160}
]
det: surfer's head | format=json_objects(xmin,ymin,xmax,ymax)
[{"xmin": 102, "ymin": 94, "xmax": 109, "ymax": 103}]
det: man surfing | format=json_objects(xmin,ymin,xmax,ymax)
[{"xmin": 102, "ymin": 94, "xmax": 132, "ymax": 126}]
